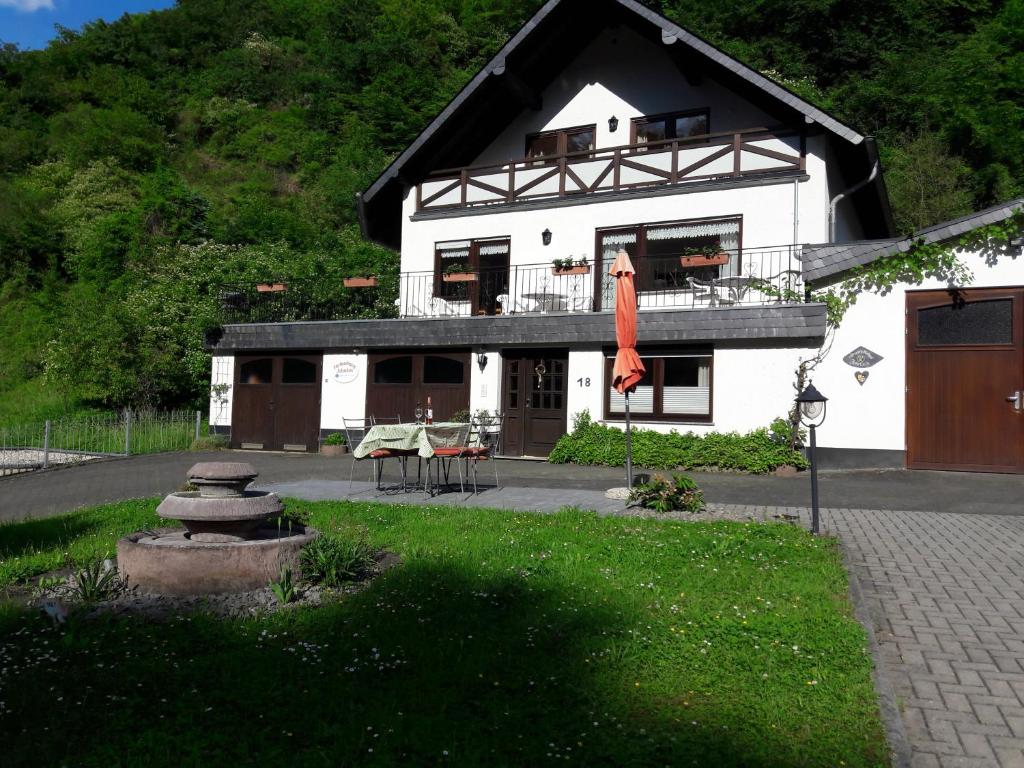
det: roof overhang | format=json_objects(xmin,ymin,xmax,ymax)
[{"xmin": 358, "ymin": 0, "xmax": 892, "ymax": 249}]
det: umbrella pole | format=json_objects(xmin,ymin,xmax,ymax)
[{"xmin": 624, "ymin": 390, "xmax": 633, "ymax": 489}]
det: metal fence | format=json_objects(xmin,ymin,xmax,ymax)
[{"xmin": 0, "ymin": 409, "xmax": 204, "ymax": 477}]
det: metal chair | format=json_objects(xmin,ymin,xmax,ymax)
[
  {"xmin": 432, "ymin": 413, "xmax": 504, "ymax": 496},
  {"xmin": 344, "ymin": 416, "xmax": 406, "ymax": 492}
]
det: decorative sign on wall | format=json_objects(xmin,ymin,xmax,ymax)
[
  {"xmin": 842, "ymin": 346, "xmax": 883, "ymax": 369},
  {"xmin": 332, "ymin": 361, "xmax": 358, "ymax": 384},
  {"xmin": 855, "ymin": 371, "xmax": 869, "ymax": 386}
]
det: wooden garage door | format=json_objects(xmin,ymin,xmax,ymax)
[
  {"xmin": 365, "ymin": 351, "xmax": 470, "ymax": 423},
  {"xmin": 907, "ymin": 288, "xmax": 1024, "ymax": 472},
  {"xmin": 232, "ymin": 354, "xmax": 322, "ymax": 452}
]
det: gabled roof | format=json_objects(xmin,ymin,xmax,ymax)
[
  {"xmin": 358, "ymin": 0, "xmax": 893, "ymax": 249},
  {"xmin": 802, "ymin": 197, "xmax": 1024, "ymax": 282}
]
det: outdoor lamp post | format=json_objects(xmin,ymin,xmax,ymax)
[{"xmin": 796, "ymin": 383, "xmax": 828, "ymax": 535}]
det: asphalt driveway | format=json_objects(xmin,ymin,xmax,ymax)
[{"xmin": 2, "ymin": 449, "xmax": 1023, "ymax": 522}]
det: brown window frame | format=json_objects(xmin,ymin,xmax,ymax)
[
  {"xmin": 592, "ymin": 215, "xmax": 743, "ymax": 308},
  {"xmin": 432, "ymin": 237, "xmax": 511, "ymax": 312},
  {"xmin": 603, "ymin": 348, "xmax": 714, "ymax": 424},
  {"xmin": 524, "ymin": 123, "xmax": 597, "ymax": 164},
  {"xmin": 630, "ymin": 108, "xmax": 711, "ymax": 147}
]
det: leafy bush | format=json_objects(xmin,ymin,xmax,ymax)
[
  {"xmin": 549, "ymin": 410, "xmax": 807, "ymax": 474},
  {"xmin": 66, "ymin": 560, "xmax": 127, "ymax": 603},
  {"xmin": 629, "ymin": 473, "xmax": 704, "ymax": 513},
  {"xmin": 300, "ymin": 534, "xmax": 376, "ymax": 587},
  {"xmin": 322, "ymin": 432, "xmax": 346, "ymax": 446},
  {"xmin": 191, "ymin": 434, "xmax": 229, "ymax": 451}
]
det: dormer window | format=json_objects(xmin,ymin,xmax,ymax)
[
  {"xmin": 525, "ymin": 124, "xmax": 596, "ymax": 164},
  {"xmin": 632, "ymin": 109, "xmax": 709, "ymax": 151}
]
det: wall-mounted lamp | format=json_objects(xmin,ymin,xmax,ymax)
[
  {"xmin": 477, "ymin": 352, "xmax": 488, "ymax": 372},
  {"xmin": 542, "ymin": 228, "xmax": 552, "ymax": 246},
  {"xmin": 608, "ymin": 115, "xmax": 619, "ymax": 133}
]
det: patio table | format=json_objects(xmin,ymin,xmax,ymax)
[{"xmin": 352, "ymin": 422, "xmax": 472, "ymax": 460}]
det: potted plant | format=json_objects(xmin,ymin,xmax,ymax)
[
  {"xmin": 442, "ymin": 263, "xmax": 478, "ymax": 282},
  {"xmin": 343, "ymin": 275, "xmax": 379, "ymax": 288},
  {"xmin": 320, "ymin": 432, "xmax": 348, "ymax": 456},
  {"xmin": 550, "ymin": 256, "xmax": 591, "ymax": 275},
  {"xmin": 679, "ymin": 246, "xmax": 730, "ymax": 268},
  {"xmin": 256, "ymin": 282, "xmax": 288, "ymax": 292}
]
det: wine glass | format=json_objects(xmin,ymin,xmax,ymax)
[{"xmin": 414, "ymin": 405, "xmax": 423, "ymax": 424}]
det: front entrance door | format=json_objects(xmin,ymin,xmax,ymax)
[
  {"xmin": 906, "ymin": 288, "xmax": 1024, "ymax": 472},
  {"xmin": 502, "ymin": 350, "xmax": 569, "ymax": 456},
  {"xmin": 232, "ymin": 354, "xmax": 322, "ymax": 451}
]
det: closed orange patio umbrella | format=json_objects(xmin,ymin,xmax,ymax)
[{"xmin": 609, "ymin": 249, "xmax": 645, "ymax": 489}]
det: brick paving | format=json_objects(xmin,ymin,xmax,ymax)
[{"xmin": 817, "ymin": 506, "xmax": 1024, "ymax": 768}]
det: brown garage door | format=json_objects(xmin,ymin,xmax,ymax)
[
  {"xmin": 366, "ymin": 351, "xmax": 470, "ymax": 423},
  {"xmin": 907, "ymin": 288, "xmax": 1024, "ymax": 472},
  {"xmin": 232, "ymin": 354, "xmax": 322, "ymax": 451}
]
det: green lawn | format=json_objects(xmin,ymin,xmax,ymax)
[{"xmin": 0, "ymin": 500, "xmax": 888, "ymax": 767}]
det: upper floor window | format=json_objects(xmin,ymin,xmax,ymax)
[
  {"xmin": 525, "ymin": 124, "xmax": 596, "ymax": 163},
  {"xmin": 632, "ymin": 109, "xmax": 709, "ymax": 150}
]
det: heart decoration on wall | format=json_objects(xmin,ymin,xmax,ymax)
[{"xmin": 855, "ymin": 371, "xmax": 869, "ymax": 386}]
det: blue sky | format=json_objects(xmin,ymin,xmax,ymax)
[{"xmin": 0, "ymin": 0, "xmax": 176, "ymax": 50}]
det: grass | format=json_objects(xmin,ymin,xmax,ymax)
[
  {"xmin": 0, "ymin": 500, "xmax": 889, "ymax": 767},
  {"xmin": 0, "ymin": 379, "xmax": 99, "ymax": 428}
]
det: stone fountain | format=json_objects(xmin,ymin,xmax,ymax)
[{"xmin": 117, "ymin": 462, "xmax": 317, "ymax": 595}]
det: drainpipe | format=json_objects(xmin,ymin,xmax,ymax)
[{"xmin": 828, "ymin": 160, "xmax": 879, "ymax": 242}]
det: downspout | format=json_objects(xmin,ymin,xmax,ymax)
[{"xmin": 828, "ymin": 160, "xmax": 879, "ymax": 242}]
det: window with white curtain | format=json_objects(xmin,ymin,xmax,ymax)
[{"xmin": 605, "ymin": 352, "xmax": 712, "ymax": 422}]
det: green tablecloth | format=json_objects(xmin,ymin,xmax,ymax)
[{"xmin": 352, "ymin": 422, "xmax": 473, "ymax": 459}]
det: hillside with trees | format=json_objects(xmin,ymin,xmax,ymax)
[{"xmin": 0, "ymin": 0, "xmax": 1020, "ymax": 419}]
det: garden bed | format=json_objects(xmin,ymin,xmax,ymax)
[{"xmin": 0, "ymin": 499, "xmax": 887, "ymax": 767}]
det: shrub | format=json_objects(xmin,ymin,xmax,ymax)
[
  {"xmin": 629, "ymin": 473, "xmax": 704, "ymax": 513},
  {"xmin": 300, "ymin": 534, "xmax": 376, "ymax": 587},
  {"xmin": 322, "ymin": 432, "xmax": 346, "ymax": 446},
  {"xmin": 190, "ymin": 434, "xmax": 229, "ymax": 451},
  {"xmin": 549, "ymin": 410, "xmax": 807, "ymax": 474}
]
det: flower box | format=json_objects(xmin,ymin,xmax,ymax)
[
  {"xmin": 256, "ymin": 283, "xmax": 288, "ymax": 293},
  {"xmin": 343, "ymin": 277, "xmax": 378, "ymax": 288},
  {"xmin": 680, "ymin": 252, "xmax": 729, "ymax": 268},
  {"xmin": 550, "ymin": 265, "xmax": 592, "ymax": 276},
  {"xmin": 320, "ymin": 443, "xmax": 349, "ymax": 456},
  {"xmin": 442, "ymin": 272, "xmax": 479, "ymax": 283}
]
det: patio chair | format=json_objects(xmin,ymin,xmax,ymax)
[
  {"xmin": 496, "ymin": 293, "xmax": 537, "ymax": 314},
  {"xmin": 344, "ymin": 416, "xmax": 409, "ymax": 492},
  {"xmin": 431, "ymin": 412, "xmax": 503, "ymax": 496},
  {"xmin": 686, "ymin": 276, "xmax": 716, "ymax": 304}
]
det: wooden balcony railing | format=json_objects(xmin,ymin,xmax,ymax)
[{"xmin": 416, "ymin": 127, "xmax": 805, "ymax": 211}]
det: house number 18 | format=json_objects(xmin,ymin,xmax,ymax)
[{"xmin": 576, "ymin": 377, "xmax": 591, "ymax": 387}]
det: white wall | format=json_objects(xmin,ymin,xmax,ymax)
[
  {"xmin": 469, "ymin": 348, "xmax": 503, "ymax": 415},
  {"xmin": 209, "ymin": 355, "xmax": 234, "ymax": 427},
  {"xmin": 565, "ymin": 342, "xmax": 813, "ymax": 437},
  {"xmin": 320, "ymin": 353, "xmax": 368, "ymax": 429},
  {"xmin": 813, "ymin": 248, "xmax": 1024, "ymax": 451}
]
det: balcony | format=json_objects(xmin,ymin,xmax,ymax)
[
  {"xmin": 416, "ymin": 127, "xmax": 805, "ymax": 212},
  {"xmin": 217, "ymin": 245, "xmax": 804, "ymax": 325}
]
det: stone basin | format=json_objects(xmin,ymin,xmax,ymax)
[{"xmin": 156, "ymin": 490, "xmax": 283, "ymax": 542}]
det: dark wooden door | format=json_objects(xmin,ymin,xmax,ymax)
[
  {"xmin": 365, "ymin": 351, "xmax": 470, "ymax": 423},
  {"xmin": 231, "ymin": 354, "xmax": 322, "ymax": 451},
  {"xmin": 503, "ymin": 350, "xmax": 569, "ymax": 456},
  {"xmin": 907, "ymin": 288, "xmax": 1024, "ymax": 472}
]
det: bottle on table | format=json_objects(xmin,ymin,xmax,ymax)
[{"xmin": 425, "ymin": 396, "xmax": 433, "ymax": 425}]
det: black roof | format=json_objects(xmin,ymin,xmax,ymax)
[
  {"xmin": 802, "ymin": 197, "xmax": 1024, "ymax": 282},
  {"xmin": 358, "ymin": 0, "xmax": 894, "ymax": 248}
]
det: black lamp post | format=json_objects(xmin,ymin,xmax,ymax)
[{"xmin": 796, "ymin": 383, "xmax": 828, "ymax": 535}]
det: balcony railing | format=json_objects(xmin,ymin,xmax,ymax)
[
  {"xmin": 217, "ymin": 245, "xmax": 804, "ymax": 325},
  {"xmin": 417, "ymin": 127, "xmax": 805, "ymax": 212}
]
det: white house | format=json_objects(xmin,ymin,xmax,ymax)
[{"xmin": 206, "ymin": 0, "xmax": 1023, "ymax": 472}]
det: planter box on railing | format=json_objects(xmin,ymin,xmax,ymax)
[
  {"xmin": 550, "ymin": 265, "xmax": 592, "ymax": 276},
  {"xmin": 680, "ymin": 253, "xmax": 729, "ymax": 267},
  {"xmin": 256, "ymin": 283, "xmax": 288, "ymax": 293},
  {"xmin": 442, "ymin": 272, "xmax": 479, "ymax": 283},
  {"xmin": 343, "ymin": 277, "xmax": 378, "ymax": 288}
]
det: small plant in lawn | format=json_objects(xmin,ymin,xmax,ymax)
[
  {"xmin": 629, "ymin": 473, "xmax": 705, "ymax": 513},
  {"xmin": 300, "ymin": 534, "xmax": 376, "ymax": 587},
  {"xmin": 191, "ymin": 434, "xmax": 229, "ymax": 451},
  {"xmin": 269, "ymin": 566, "xmax": 296, "ymax": 604},
  {"xmin": 322, "ymin": 432, "xmax": 346, "ymax": 446},
  {"xmin": 67, "ymin": 559, "xmax": 127, "ymax": 603},
  {"xmin": 32, "ymin": 574, "xmax": 65, "ymax": 598}
]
